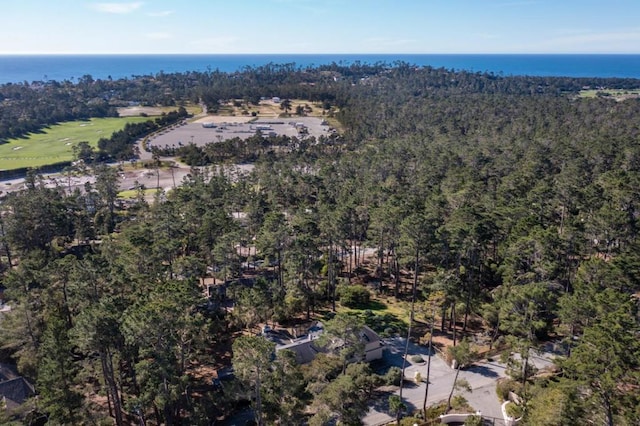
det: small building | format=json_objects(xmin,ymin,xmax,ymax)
[
  {"xmin": 0, "ymin": 364, "xmax": 35, "ymax": 412},
  {"xmin": 360, "ymin": 326, "xmax": 384, "ymax": 362},
  {"xmin": 276, "ymin": 323, "xmax": 383, "ymax": 364},
  {"xmin": 0, "ymin": 377, "xmax": 35, "ymax": 411},
  {"xmin": 272, "ymin": 97, "xmax": 281, "ymax": 103}
]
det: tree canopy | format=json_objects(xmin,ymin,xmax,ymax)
[{"xmin": 0, "ymin": 61, "xmax": 639, "ymax": 425}]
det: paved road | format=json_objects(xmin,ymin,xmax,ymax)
[{"xmin": 363, "ymin": 337, "xmax": 508, "ymax": 426}]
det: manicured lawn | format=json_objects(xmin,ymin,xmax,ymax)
[
  {"xmin": 118, "ymin": 188, "xmax": 158, "ymax": 199},
  {"xmin": 0, "ymin": 117, "xmax": 152, "ymax": 170}
]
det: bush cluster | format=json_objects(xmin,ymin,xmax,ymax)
[{"xmin": 336, "ymin": 284, "xmax": 370, "ymax": 307}]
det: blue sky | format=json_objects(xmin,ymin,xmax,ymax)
[{"xmin": 2, "ymin": 0, "xmax": 640, "ymax": 54}]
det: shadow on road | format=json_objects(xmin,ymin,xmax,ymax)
[
  {"xmin": 370, "ymin": 392, "xmax": 419, "ymax": 421},
  {"xmin": 370, "ymin": 390, "xmax": 394, "ymax": 412},
  {"xmin": 467, "ymin": 364, "xmax": 500, "ymax": 378},
  {"xmin": 479, "ymin": 361, "xmax": 507, "ymax": 372}
]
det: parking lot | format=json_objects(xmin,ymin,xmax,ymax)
[{"xmin": 146, "ymin": 116, "xmax": 331, "ymax": 152}]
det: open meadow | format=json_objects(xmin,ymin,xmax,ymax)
[
  {"xmin": 0, "ymin": 117, "xmax": 152, "ymax": 170},
  {"xmin": 578, "ymin": 88, "xmax": 640, "ymax": 100}
]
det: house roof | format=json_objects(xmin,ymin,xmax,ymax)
[
  {"xmin": 275, "ymin": 323, "xmax": 383, "ymax": 364},
  {"xmin": 360, "ymin": 326, "xmax": 381, "ymax": 344},
  {"xmin": 0, "ymin": 364, "xmax": 20, "ymax": 382},
  {"xmin": 277, "ymin": 338, "xmax": 325, "ymax": 364},
  {"xmin": 0, "ymin": 377, "xmax": 35, "ymax": 410}
]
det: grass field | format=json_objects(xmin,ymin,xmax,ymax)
[
  {"xmin": 118, "ymin": 188, "xmax": 159, "ymax": 199},
  {"xmin": 579, "ymin": 88, "xmax": 640, "ymax": 99},
  {"xmin": 0, "ymin": 117, "xmax": 152, "ymax": 170}
]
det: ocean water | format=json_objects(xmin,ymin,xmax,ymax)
[{"xmin": 1, "ymin": 54, "xmax": 640, "ymax": 85}]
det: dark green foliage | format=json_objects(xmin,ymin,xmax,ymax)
[
  {"xmin": 1, "ymin": 62, "xmax": 640, "ymax": 425},
  {"xmin": 3, "ymin": 177, "xmax": 74, "ymax": 253},
  {"xmin": 37, "ymin": 312, "xmax": 83, "ymax": 424},
  {"xmin": 309, "ymin": 362, "xmax": 379, "ymax": 425},
  {"xmin": 337, "ymin": 284, "xmax": 371, "ymax": 307},
  {"xmin": 98, "ymin": 107, "xmax": 188, "ymax": 160},
  {"xmin": 232, "ymin": 335, "xmax": 277, "ymax": 425},
  {"xmin": 524, "ymin": 380, "xmax": 583, "ymax": 426},
  {"xmin": 561, "ymin": 289, "xmax": 640, "ymax": 425},
  {"xmin": 388, "ymin": 394, "xmax": 405, "ymax": 418},
  {"xmin": 358, "ymin": 311, "xmax": 407, "ymax": 337},
  {"xmin": 383, "ymin": 366, "xmax": 402, "ymax": 386},
  {"xmin": 495, "ymin": 378, "xmax": 523, "ymax": 402}
]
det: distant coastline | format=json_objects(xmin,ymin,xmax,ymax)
[{"xmin": 1, "ymin": 54, "xmax": 640, "ymax": 84}]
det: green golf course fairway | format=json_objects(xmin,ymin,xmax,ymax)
[{"xmin": 0, "ymin": 117, "xmax": 152, "ymax": 171}]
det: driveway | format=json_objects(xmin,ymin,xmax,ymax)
[{"xmin": 363, "ymin": 337, "xmax": 508, "ymax": 426}]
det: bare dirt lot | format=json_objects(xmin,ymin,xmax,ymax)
[
  {"xmin": 0, "ymin": 163, "xmax": 254, "ymax": 201},
  {"xmin": 117, "ymin": 163, "xmax": 254, "ymax": 194}
]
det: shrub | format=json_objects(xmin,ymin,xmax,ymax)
[
  {"xmin": 425, "ymin": 403, "xmax": 447, "ymax": 421},
  {"xmin": 400, "ymin": 417, "xmax": 422, "ymax": 426},
  {"xmin": 496, "ymin": 378, "xmax": 523, "ymax": 402},
  {"xmin": 359, "ymin": 312, "xmax": 406, "ymax": 336},
  {"xmin": 451, "ymin": 395, "xmax": 469, "ymax": 410},
  {"xmin": 464, "ymin": 414, "xmax": 483, "ymax": 426},
  {"xmin": 337, "ymin": 284, "xmax": 370, "ymax": 307},
  {"xmin": 505, "ymin": 402, "xmax": 524, "ymax": 418},
  {"xmin": 411, "ymin": 355, "xmax": 425, "ymax": 363},
  {"xmin": 383, "ymin": 367, "xmax": 402, "ymax": 386}
]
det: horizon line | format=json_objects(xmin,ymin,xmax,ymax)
[{"xmin": 2, "ymin": 52, "xmax": 640, "ymax": 56}]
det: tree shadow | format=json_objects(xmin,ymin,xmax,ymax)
[
  {"xmin": 358, "ymin": 299, "xmax": 388, "ymax": 311},
  {"xmin": 401, "ymin": 380, "xmax": 419, "ymax": 389},
  {"xmin": 370, "ymin": 390, "xmax": 418, "ymax": 419},
  {"xmin": 370, "ymin": 390, "xmax": 394, "ymax": 412},
  {"xmin": 467, "ymin": 364, "xmax": 500, "ymax": 378}
]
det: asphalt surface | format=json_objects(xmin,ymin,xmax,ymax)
[
  {"xmin": 365, "ymin": 338, "xmax": 564, "ymax": 425},
  {"xmin": 363, "ymin": 337, "xmax": 509, "ymax": 425},
  {"xmin": 144, "ymin": 116, "xmax": 330, "ymax": 158}
]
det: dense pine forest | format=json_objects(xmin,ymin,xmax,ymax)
[{"xmin": 0, "ymin": 63, "xmax": 639, "ymax": 425}]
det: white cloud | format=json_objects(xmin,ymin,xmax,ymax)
[
  {"xmin": 148, "ymin": 10, "xmax": 174, "ymax": 17},
  {"xmin": 91, "ymin": 2, "xmax": 144, "ymax": 14}
]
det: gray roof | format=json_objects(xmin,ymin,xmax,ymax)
[
  {"xmin": 360, "ymin": 326, "xmax": 381, "ymax": 344},
  {"xmin": 277, "ymin": 338, "xmax": 326, "ymax": 364},
  {"xmin": 0, "ymin": 364, "xmax": 20, "ymax": 382},
  {"xmin": 275, "ymin": 323, "xmax": 382, "ymax": 365},
  {"xmin": 0, "ymin": 377, "xmax": 35, "ymax": 410}
]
